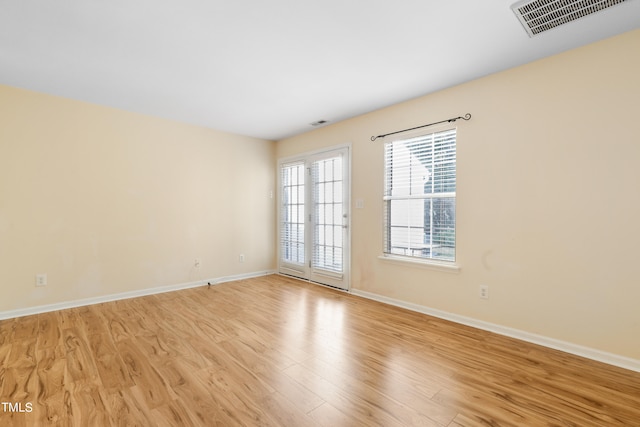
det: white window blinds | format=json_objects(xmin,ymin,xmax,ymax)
[
  {"xmin": 383, "ymin": 129, "xmax": 456, "ymax": 262},
  {"xmin": 280, "ymin": 162, "xmax": 306, "ymax": 265},
  {"xmin": 311, "ymin": 155, "xmax": 344, "ymax": 274}
]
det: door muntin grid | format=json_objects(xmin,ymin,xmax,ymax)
[
  {"xmin": 281, "ymin": 163, "xmax": 305, "ymax": 265},
  {"xmin": 312, "ymin": 156, "xmax": 344, "ymax": 274}
]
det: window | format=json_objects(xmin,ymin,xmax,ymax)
[{"xmin": 383, "ymin": 128, "xmax": 456, "ymax": 262}]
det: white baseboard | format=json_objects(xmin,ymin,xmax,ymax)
[
  {"xmin": 0, "ymin": 270, "xmax": 276, "ymax": 321},
  {"xmin": 350, "ymin": 289, "xmax": 640, "ymax": 373}
]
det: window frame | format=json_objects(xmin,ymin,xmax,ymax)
[{"xmin": 381, "ymin": 125, "xmax": 460, "ymax": 271}]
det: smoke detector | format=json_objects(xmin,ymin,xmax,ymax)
[{"xmin": 512, "ymin": 0, "xmax": 628, "ymax": 37}]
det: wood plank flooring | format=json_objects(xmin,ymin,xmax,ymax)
[{"xmin": 1, "ymin": 274, "xmax": 639, "ymax": 426}]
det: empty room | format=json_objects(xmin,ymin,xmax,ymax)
[{"xmin": 1, "ymin": 1, "xmax": 640, "ymax": 426}]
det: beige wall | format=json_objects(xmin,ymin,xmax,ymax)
[
  {"xmin": 0, "ymin": 85, "xmax": 276, "ymax": 312},
  {"xmin": 277, "ymin": 30, "xmax": 640, "ymax": 360}
]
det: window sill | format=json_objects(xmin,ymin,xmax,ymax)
[{"xmin": 378, "ymin": 254, "xmax": 461, "ymax": 273}]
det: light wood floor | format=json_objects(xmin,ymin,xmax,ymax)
[{"xmin": 1, "ymin": 275, "xmax": 639, "ymax": 426}]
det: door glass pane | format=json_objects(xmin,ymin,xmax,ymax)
[
  {"xmin": 312, "ymin": 156, "xmax": 344, "ymax": 273},
  {"xmin": 281, "ymin": 163, "xmax": 305, "ymax": 264}
]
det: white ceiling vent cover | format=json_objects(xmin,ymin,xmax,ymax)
[{"xmin": 512, "ymin": 0, "xmax": 628, "ymax": 37}]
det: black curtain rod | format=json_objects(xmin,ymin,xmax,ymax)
[{"xmin": 370, "ymin": 113, "xmax": 471, "ymax": 141}]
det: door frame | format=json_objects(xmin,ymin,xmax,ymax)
[{"xmin": 277, "ymin": 143, "xmax": 351, "ymax": 291}]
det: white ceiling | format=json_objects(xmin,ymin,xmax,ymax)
[{"xmin": 1, "ymin": 1, "xmax": 639, "ymax": 140}]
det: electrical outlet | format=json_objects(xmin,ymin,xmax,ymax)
[
  {"xmin": 194, "ymin": 258, "xmax": 201, "ymax": 268},
  {"xmin": 239, "ymin": 254, "xmax": 245, "ymax": 263},
  {"xmin": 479, "ymin": 285, "xmax": 489, "ymax": 299},
  {"xmin": 36, "ymin": 274, "xmax": 47, "ymax": 287}
]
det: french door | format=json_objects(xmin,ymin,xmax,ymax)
[{"xmin": 278, "ymin": 146, "xmax": 350, "ymax": 290}]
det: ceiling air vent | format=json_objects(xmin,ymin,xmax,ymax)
[
  {"xmin": 512, "ymin": 0, "xmax": 628, "ymax": 37},
  {"xmin": 310, "ymin": 120, "xmax": 329, "ymax": 127}
]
